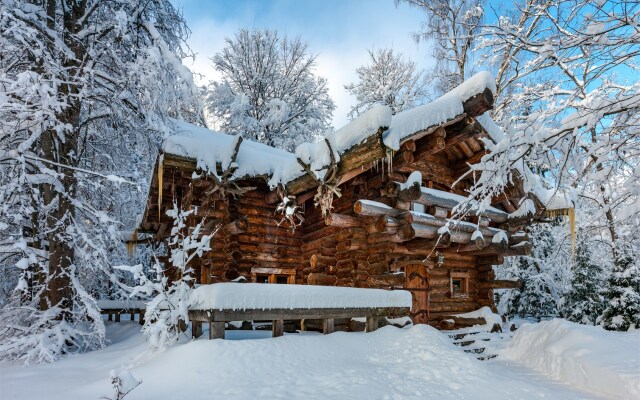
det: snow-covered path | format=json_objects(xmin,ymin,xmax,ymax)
[{"xmin": 0, "ymin": 321, "xmax": 611, "ymax": 400}]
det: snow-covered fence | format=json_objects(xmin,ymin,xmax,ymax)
[{"xmin": 187, "ymin": 283, "xmax": 412, "ymax": 339}]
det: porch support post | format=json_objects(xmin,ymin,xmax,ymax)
[
  {"xmin": 192, "ymin": 321, "xmax": 202, "ymax": 338},
  {"xmin": 366, "ymin": 316, "xmax": 379, "ymax": 332},
  {"xmin": 211, "ymin": 321, "xmax": 225, "ymax": 339},
  {"xmin": 272, "ymin": 319, "xmax": 284, "ymax": 337},
  {"xmin": 323, "ymin": 318, "xmax": 335, "ymax": 334}
]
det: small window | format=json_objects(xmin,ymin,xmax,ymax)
[
  {"xmin": 451, "ymin": 278, "xmax": 467, "ymax": 295},
  {"xmin": 251, "ymin": 267, "xmax": 295, "ymax": 284},
  {"xmin": 450, "ymin": 270, "xmax": 470, "ymax": 298}
]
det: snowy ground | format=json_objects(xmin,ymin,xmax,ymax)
[
  {"xmin": 501, "ymin": 319, "xmax": 640, "ymax": 399},
  {"xmin": 1, "ymin": 319, "xmax": 636, "ymax": 400}
]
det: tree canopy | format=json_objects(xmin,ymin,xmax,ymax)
[
  {"xmin": 345, "ymin": 48, "xmax": 427, "ymax": 118},
  {"xmin": 205, "ymin": 29, "xmax": 335, "ymax": 151}
]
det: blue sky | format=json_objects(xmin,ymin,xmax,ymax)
[{"xmin": 172, "ymin": 0, "xmax": 434, "ymax": 128}]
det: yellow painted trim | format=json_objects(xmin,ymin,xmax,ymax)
[{"xmin": 541, "ymin": 207, "xmax": 576, "ymax": 269}]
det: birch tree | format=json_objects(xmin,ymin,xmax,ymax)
[
  {"xmin": 471, "ymin": 0, "xmax": 640, "ymax": 258},
  {"xmin": 466, "ymin": 1, "xmax": 640, "ymax": 328}
]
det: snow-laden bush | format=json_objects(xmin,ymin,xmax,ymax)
[
  {"xmin": 119, "ymin": 204, "xmax": 215, "ymax": 350},
  {"xmin": 102, "ymin": 368, "xmax": 142, "ymax": 400}
]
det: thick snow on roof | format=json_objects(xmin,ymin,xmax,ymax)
[
  {"xmin": 189, "ymin": 283, "xmax": 411, "ymax": 310},
  {"xmin": 421, "ymin": 187, "xmax": 508, "ymax": 217},
  {"xmin": 384, "ymin": 71, "xmax": 496, "ymax": 150},
  {"xmin": 533, "ymin": 185, "xmax": 574, "ymax": 210},
  {"xmin": 295, "ymin": 105, "xmax": 392, "ymax": 180},
  {"xmin": 163, "ymin": 107, "xmax": 392, "ymax": 186},
  {"xmin": 162, "ymin": 120, "xmax": 304, "ymax": 187},
  {"xmin": 327, "ymin": 104, "xmax": 392, "ymax": 152},
  {"xmin": 160, "ymin": 74, "xmax": 494, "ymax": 187}
]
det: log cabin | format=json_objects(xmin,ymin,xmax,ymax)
[{"xmin": 136, "ymin": 72, "xmax": 571, "ymax": 329}]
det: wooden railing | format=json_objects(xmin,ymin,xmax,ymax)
[{"xmin": 188, "ymin": 307, "xmax": 410, "ymax": 339}]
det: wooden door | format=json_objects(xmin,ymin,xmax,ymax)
[{"xmin": 405, "ymin": 264, "xmax": 430, "ymax": 325}]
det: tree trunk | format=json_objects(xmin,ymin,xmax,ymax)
[
  {"xmin": 40, "ymin": 0, "xmax": 84, "ymax": 320},
  {"xmin": 41, "ymin": 133, "xmax": 77, "ymax": 320}
]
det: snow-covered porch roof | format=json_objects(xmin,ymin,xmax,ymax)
[
  {"xmin": 188, "ymin": 282, "xmax": 412, "ymax": 310},
  {"xmin": 187, "ymin": 283, "xmax": 412, "ymax": 339}
]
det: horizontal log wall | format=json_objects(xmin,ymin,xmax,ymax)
[
  {"xmin": 301, "ymin": 183, "xmax": 359, "ymax": 286},
  {"xmin": 182, "ymin": 166, "xmax": 502, "ymax": 328},
  {"xmin": 296, "ymin": 166, "xmax": 499, "ymax": 327},
  {"xmin": 201, "ymin": 188, "xmax": 303, "ymax": 284},
  {"xmin": 426, "ymin": 251, "xmax": 481, "ymax": 325},
  {"xmin": 145, "ymin": 83, "xmax": 523, "ymax": 330}
]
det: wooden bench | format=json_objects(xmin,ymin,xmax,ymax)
[
  {"xmin": 97, "ymin": 300, "xmax": 147, "ymax": 325},
  {"xmin": 188, "ymin": 307, "xmax": 410, "ymax": 339}
]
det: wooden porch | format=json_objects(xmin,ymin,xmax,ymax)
[{"xmin": 188, "ymin": 306, "xmax": 410, "ymax": 339}]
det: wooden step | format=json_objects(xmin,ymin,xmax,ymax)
[{"xmin": 448, "ymin": 331, "xmax": 484, "ymax": 340}]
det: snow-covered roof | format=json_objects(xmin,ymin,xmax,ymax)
[
  {"xmin": 295, "ymin": 105, "xmax": 392, "ymax": 181},
  {"xmin": 188, "ymin": 282, "xmax": 412, "ymax": 310},
  {"xmin": 163, "ymin": 120, "xmax": 304, "ymax": 188},
  {"xmin": 159, "ymin": 71, "xmax": 496, "ymax": 189},
  {"xmin": 384, "ymin": 71, "xmax": 496, "ymax": 149},
  {"xmin": 155, "ymin": 70, "xmax": 568, "ymax": 218}
]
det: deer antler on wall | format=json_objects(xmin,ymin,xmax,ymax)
[
  {"xmin": 297, "ymin": 138, "xmax": 342, "ymax": 218},
  {"xmin": 275, "ymin": 184, "xmax": 305, "ymax": 231}
]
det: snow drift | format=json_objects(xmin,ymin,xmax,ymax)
[
  {"xmin": 1, "ymin": 322, "xmax": 605, "ymax": 399},
  {"xmin": 501, "ymin": 319, "xmax": 640, "ymax": 399}
]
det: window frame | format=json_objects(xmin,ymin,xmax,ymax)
[
  {"xmin": 251, "ymin": 267, "xmax": 296, "ymax": 284},
  {"xmin": 449, "ymin": 270, "xmax": 470, "ymax": 298}
]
